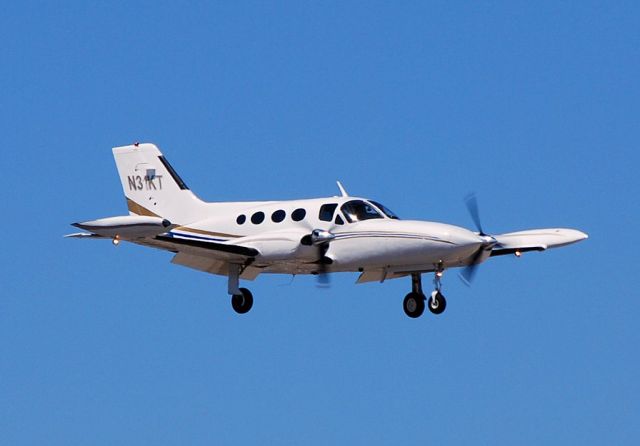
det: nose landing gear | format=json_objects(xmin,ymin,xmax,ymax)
[
  {"xmin": 428, "ymin": 269, "xmax": 447, "ymax": 315},
  {"xmin": 403, "ymin": 269, "xmax": 447, "ymax": 318},
  {"xmin": 428, "ymin": 290, "xmax": 446, "ymax": 315}
]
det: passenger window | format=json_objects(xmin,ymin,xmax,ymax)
[
  {"xmin": 236, "ymin": 214, "xmax": 246, "ymax": 225},
  {"xmin": 271, "ymin": 210, "xmax": 286, "ymax": 223},
  {"xmin": 335, "ymin": 215, "xmax": 344, "ymax": 225},
  {"xmin": 292, "ymin": 208, "xmax": 306, "ymax": 222},
  {"xmin": 319, "ymin": 203, "xmax": 338, "ymax": 222},
  {"xmin": 251, "ymin": 211, "xmax": 265, "ymax": 224}
]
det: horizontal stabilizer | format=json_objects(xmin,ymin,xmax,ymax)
[
  {"xmin": 71, "ymin": 215, "xmax": 175, "ymax": 239},
  {"xmin": 64, "ymin": 232, "xmax": 106, "ymax": 239}
]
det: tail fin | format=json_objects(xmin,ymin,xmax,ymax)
[{"xmin": 112, "ymin": 143, "xmax": 206, "ymax": 224}]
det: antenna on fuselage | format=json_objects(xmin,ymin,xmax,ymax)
[{"xmin": 336, "ymin": 181, "xmax": 349, "ymax": 197}]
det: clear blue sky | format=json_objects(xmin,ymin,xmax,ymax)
[{"xmin": 1, "ymin": 1, "xmax": 638, "ymax": 444}]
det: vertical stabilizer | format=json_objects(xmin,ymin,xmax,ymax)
[{"xmin": 112, "ymin": 143, "xmax": 206, "ymax": 224}]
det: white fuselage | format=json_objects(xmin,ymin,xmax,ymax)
[{"xmin": 165, "ymin": 196, "xmax": 485, "ymax": 276}]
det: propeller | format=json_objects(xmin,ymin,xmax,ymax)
[
  {"xmin": 464, "ymin": 193, "xmax": 486, "ymax": 236},
  {"xmin": 311, "ymin": 229, "xmax": 334, "ymax": 287},
  {"xmin": 460, "ymin": 193, "xmax": 497, "ymax": 285},
  {"xmin": 316, "ymin": 265, "xmax": 331, "ymax": 287},
  {"xmin": 300, "ymin": 228, "xmax": 335, "ymax": 287},
  {"xmin": 460, "ymin": 248, "xmax": 485, "ymax": 285}
]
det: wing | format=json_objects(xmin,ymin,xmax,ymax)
[{"xmin": 491, "ymin": 228, "xmax": 588, "ymax": 257}]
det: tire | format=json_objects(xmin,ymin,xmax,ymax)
[
  {"xmin": 428, "ymin": 291, "xmax": 446, "ymax": 315},
  {"xmin": 403, "ymin": 292, "xmax": 425, "ymax": 318},
  {"xmin": 231, "ymin": 288, "xmax": 254, "ymax": 314}
]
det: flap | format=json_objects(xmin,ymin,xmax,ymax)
[
  {"xmin": 171, "ymin": 252, "xmax": 260, "ymax": 280},
  {"xmin": 356, "ymin": 270, "xmax": 386, "ymax": 284}
]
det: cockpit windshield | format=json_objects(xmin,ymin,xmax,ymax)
[
  {"xmin": 340, "ymin": 200, "xmax": 384, "ymax": 223},
  {"xmin": 370, "ymin": 201, "xmax": 399, "ymax": 219}
]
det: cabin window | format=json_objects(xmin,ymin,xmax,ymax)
[
  {"xmin": 319, "ymin": 203, "xmax": 338, "ymax": 222},
  {"xmin": 272, "ymin": 210, "xmax": 286, "ymax": 223},
  {"xmin": 251, "ymin": 211, "xmax": 265, "ymax": 224},
  {"xmin": 292, "ymin": 208, "xmax": 306, "ymax": 222},
  {"xmin": 236, "ymin": 214, "xmax": 246, "ymax": 225},
  {"xmin": 335, "ymin": 214, "xmax": 345, "ymax": 225},
  {"xmin": 340, "ymin": 200, "xmax": 383, "ymax": 223}
]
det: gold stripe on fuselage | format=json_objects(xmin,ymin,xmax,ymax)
[
  {"xmin": 126, "ymin": 198, "xmax": 161, "ymax": 218},
  {"xmin": 174, "ymin": 226, "xmax": 242, "ymax": 239},
  {"xmin": 126, "ymin": 198, "xmax": 240, "ymax": 238}
]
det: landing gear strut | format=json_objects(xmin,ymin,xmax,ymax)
[{"xmin": 402, "ymin": 269, "xmax": 447, "ymax": 318}]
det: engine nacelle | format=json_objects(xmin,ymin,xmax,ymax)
[{"xmin": 231, "ymin": 230, "xmax": 320, "ymax": 263}]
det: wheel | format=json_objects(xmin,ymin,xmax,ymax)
[
  {"xmin": 403, "ymin": 292, "xmax": 425, "ymax": 318},
  {"xmin": 428, "ymin": 291, "xmax": 446, "ymax": 315},
  {"xmin": 231, "ymin": 288, "xmax": 253, "ymax": 314}
]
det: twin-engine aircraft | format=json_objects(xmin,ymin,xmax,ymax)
[{"xmin": 67, "ymin": 143, "xmax": 588, "ymax": 318}]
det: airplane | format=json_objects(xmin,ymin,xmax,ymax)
[{"xmin": 67, "ymin": 143, "xmax": 588, "ymax": 318}]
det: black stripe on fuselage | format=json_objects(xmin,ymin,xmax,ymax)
[
  {"xmin": 168, "ymin": 231, "xmax": 229, "ymax": 242},
  {"xmin": 155, "ymin": 235, "xmax": 258, "ymax": 257}
]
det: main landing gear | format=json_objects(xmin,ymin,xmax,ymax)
[
  {"xmin": 403, "ymin": 273, "xmax": 426, "ymax": 318},
  {"xmin": 228, "ymin": 264, "xmax": 254, "ymax": 315},
  {"xmin": 403, "ymin": 271, "xmax": 447, "ymax": 318},
  {"xmin": 231, "ymin": 288, "xmax": 253, "ymax": 314}
]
